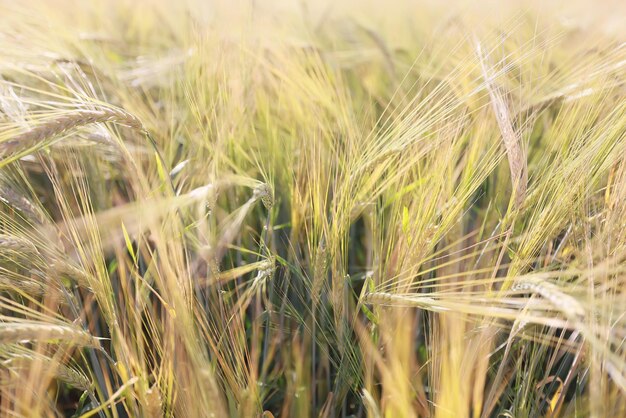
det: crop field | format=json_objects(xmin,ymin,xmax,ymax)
[{"xmin": 0, "ymin": 0, "xmax": 624, "ymax": 417}]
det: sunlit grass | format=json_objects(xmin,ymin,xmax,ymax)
[{"xmin": 0, "ymin": 0, "xmax": 624, "ymax": 416}]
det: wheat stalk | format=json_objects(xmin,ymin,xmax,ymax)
[
  {"xmin": 0, "ymin": 107, "xmax": 143, "ymax": 158},
  {"xmin": 0, "ymin": 184, "xmax": 46, "ymax": 224},
  {"xmin": 311, "ymin": 237, "xmax": 328, "ymax": 309},
  {"xmin": 49, "ymin": 261, "xmax": 92, "ymax": 289},
  {"xmin": 0, "ymin": 234, "xmax": 39, "ymax": 255},
  {"xmin": 475, "ymin": 40, "xmax": 528, "ymax": 209},
  {"xmin": 0, "ymin": 274, "xmax": 46, "ymax": 296},
  {"xmin": 55, "ymin": 363, "xmax": 92, "ymax": 391},
  {"xmin": 0, "ymin": 322, "xmax": 98, "ymax": 347},
  {"xmin": 511, "ymin": 280, "xmax": 585, "ymax": 320},
  {"xmin": 1, "ymin": 352, "xmax": 91, "ymax": 391}
]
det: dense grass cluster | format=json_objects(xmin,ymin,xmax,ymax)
[{"xmin": 0, "ymin": 0, "xmax": 624, "ymax": 416}]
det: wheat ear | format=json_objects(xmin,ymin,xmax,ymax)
[
  {"xmin": 475, "ymin": 40, "xmax": 528, "ymax": 209},
  {"xmin": 0, "ymin": 322, "xmax": 98, "ymax": 347},
  {"xmin": 0, "ymin": 108, "xmax": 143, "ymax": 157}
]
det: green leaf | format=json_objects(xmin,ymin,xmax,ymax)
[
  {"xmin": 402, "ymin": 205, "xmax": 409, "ymax": 234},
  {"xmin": 121, "ymin": 222, "xmax": 137, "ymax": 265},
  {"xmin": 358, "ymin": 276, "xmax": 379, "ymax": 324},
  {"xmin": 155, "ymin": 151, "xmax": 168, "ymax": 188},
  {"xmin": 360, "ymin": 303, "xmax": 378, "ymax": 324}
]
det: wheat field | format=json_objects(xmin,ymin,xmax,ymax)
[{"xmin": 0, "ymin": 0, "xmax": 624, "ymax": 417}]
